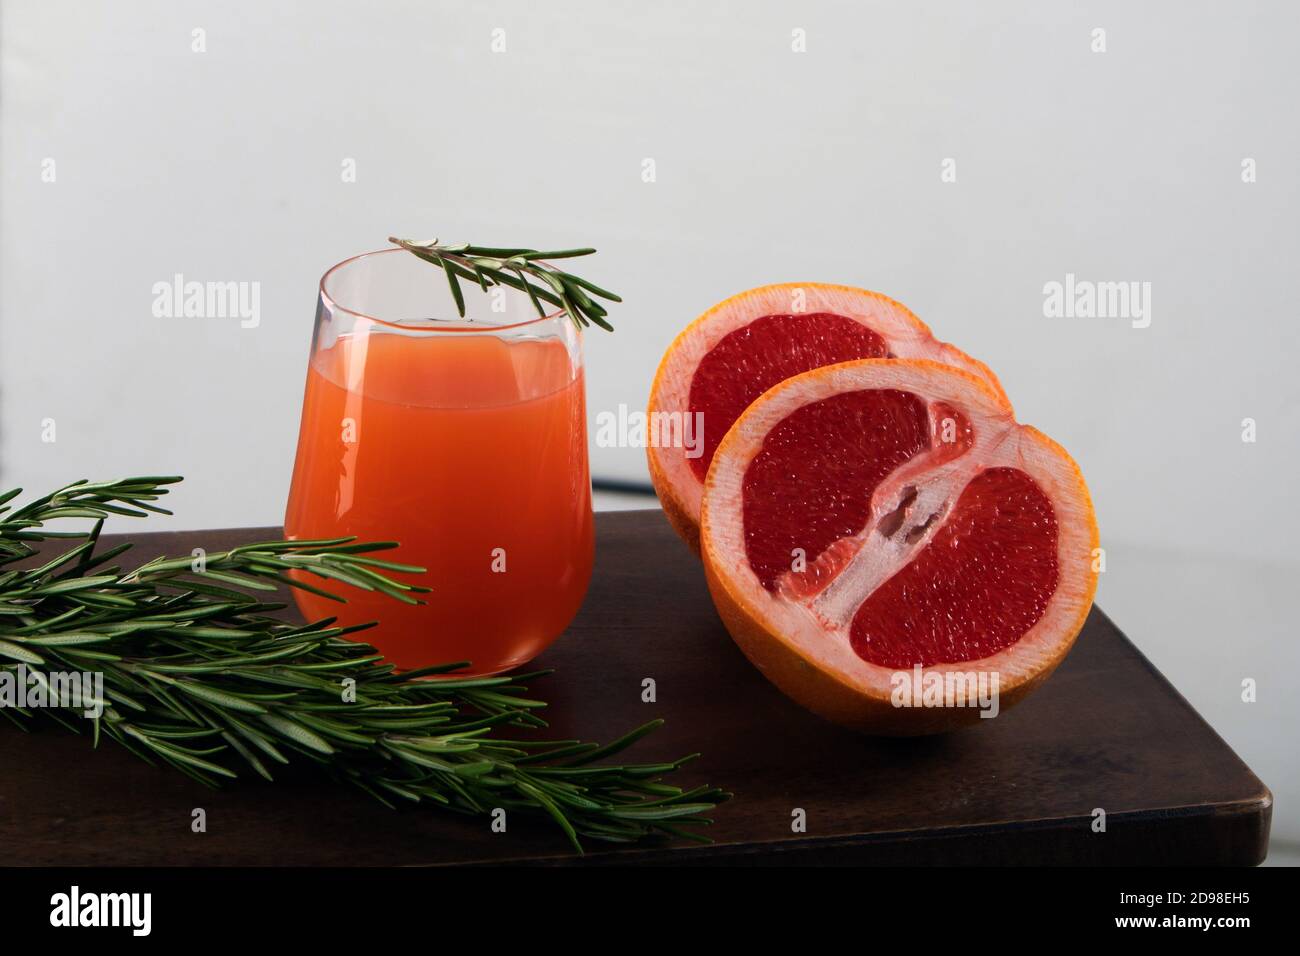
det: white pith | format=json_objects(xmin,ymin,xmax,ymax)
[
  {"xmin": 700, "ymin": 360, "xmax": 1097, "ymax": 706},
  {"xmin": 648, "ymin": 284, "xmax": 1002, "ymax": 526}
]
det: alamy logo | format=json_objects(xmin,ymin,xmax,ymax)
[
  {"xmin": 594, "ymin": 404, "xmax": 704, "ymax": 457},
  {"xmin": 1042, "ymin": 273, "xmax": 1151, "ymax": 328},
  {"xmin": 890, "ymin": 665, "xmax": 1000, "ymax": 718},
  {"xmin": 0, "ymin": 664, "xmax": 103, "ymax": 718},
  {"xmin": 152, "ymin": 273, "xmax": 261, "ymax": 328},
  {"xmin": 50, "ymin": 886, "xmax": 151, "ymax": 936}
]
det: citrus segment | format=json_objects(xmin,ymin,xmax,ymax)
[
  {"xmin": 849, "ymin": 467, "xmax": 1060, "ymax": 668},
  {"xmin": 688, "ymin": 313, "xmax": 889, "ymax": 479},
  {"xmin": 741, "ymin": 389, "xmax": 929, "ymax": 591}
]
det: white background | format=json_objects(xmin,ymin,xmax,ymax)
[{"xmin": 3, "ymin": 1, "xmax": 1297, "ymax": 863}]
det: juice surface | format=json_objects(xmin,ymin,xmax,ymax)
[{"xmin": 284, "ymin": 330, "xmax": 593, "ymax": 673}]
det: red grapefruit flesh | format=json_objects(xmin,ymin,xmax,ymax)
[
  {"xmin": 688, "ymin": 313, "xmax": 891, "ymax": 480},
  {"xmin": 700, "ymin": 359, "xmax": 1097, "ymax": 735},
  {"xmin": 741, "ymin": 389, "xmax": 930, "ymax": 590},
  {"xmin": 849, "ymin": 467, "xmax": 1060, "ymax": 669},
  {"xmin": 648, "ymin": 284, "xmax": 1006, "ymax": 553}
]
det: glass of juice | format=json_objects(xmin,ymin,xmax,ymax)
[{"xmin": 284, "ymin": 248, "xmax": 594, "ymax": 675}]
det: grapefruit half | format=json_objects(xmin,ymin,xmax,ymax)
[
  {"xmin": 647, "ymin": 283, "xmax": 1006, "ymax": 553},
  {"xmin": 700, "ymin": 359, "xmax": 1097, "ymax": 735}
]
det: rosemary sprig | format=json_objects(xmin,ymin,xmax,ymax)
[
  {"xmin": 0, "ymin": 478, "xmax": 726, "ymax": 852},
  {"xmin": 388, "ymin": 236, "xmax": 622, "ymax": 331}
]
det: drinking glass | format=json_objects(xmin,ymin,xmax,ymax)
[{"xmin": 284, "ymin": 249, "xmax": 594, "ymax": 674}]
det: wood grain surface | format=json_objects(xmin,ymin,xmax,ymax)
[{"xmin": 0, "ymin": 510, "xmax": 1272, "ymax": 865}]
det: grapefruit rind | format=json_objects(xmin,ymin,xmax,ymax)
[{"xmin": 699, "ymin": 358, "xmax": 1098, "ymax": 735}]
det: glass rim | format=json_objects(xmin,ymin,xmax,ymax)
[{"xmin": 319, "ymin": 247, "xmax": 568, "ymax": 333}]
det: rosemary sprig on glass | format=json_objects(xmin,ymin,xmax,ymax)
[
  {"xmin": 388, "ymin": 236, "xmax": 622, "ymax": 331},
  {"xmin": 0, "ymin": 477, "xmax": 725, "ymax": 851}
]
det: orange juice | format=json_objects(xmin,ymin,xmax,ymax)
[{"xmin": 284, "ymin": 331, "xmax": 594, "ymax": 673}]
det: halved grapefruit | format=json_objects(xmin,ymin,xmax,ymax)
[
  {"xmin": 647, "ymin": 283, "xmax": 1007, "ymax": 553},
  {"xmin": 700, "ymin": 359, "xmax": 1097, "ymax": 735}
]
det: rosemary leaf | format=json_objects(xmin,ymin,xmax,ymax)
[
  {"xmin": 388, "ymin": 235, "xmax": 621, "ymax": 332},
  {"xmin": 0, "ymin": 477, "xmax": 727, "ymax": 851}
]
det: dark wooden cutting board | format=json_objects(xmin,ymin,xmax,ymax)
[{"xmin": 0, "ymin": 510, "xmax": 1271, "ymax": 865}]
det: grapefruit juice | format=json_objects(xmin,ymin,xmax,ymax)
[{"xmin": 284, "ymin": 280, "xmax": 594, "ymax": 674}]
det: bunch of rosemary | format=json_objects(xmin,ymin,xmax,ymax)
[
  {"xmin": 388, "ymin": 236, "xmax": 621, "ymax": 331},
  {"xmin": 0, "ymin": 477, "xmax": 725, "ymax": 851}
]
